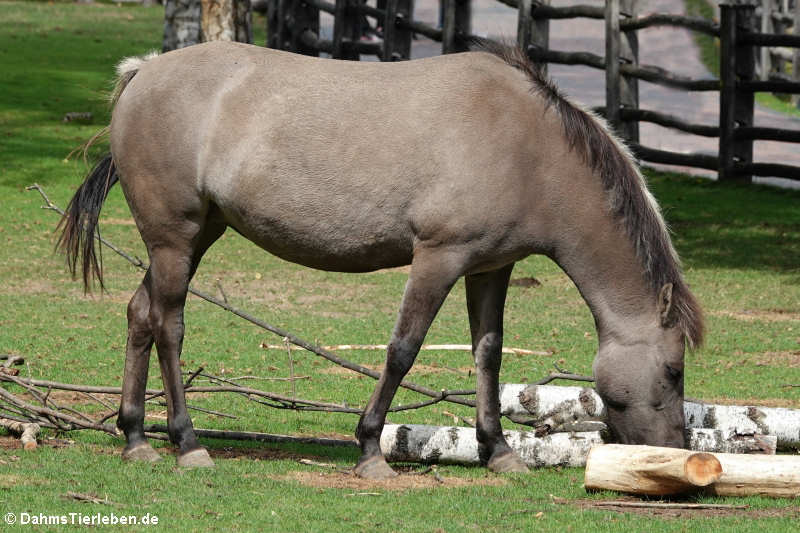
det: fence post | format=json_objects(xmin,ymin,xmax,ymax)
[
  {"xmin": 719, "ymin": 3, "xmax": 756, "ymax": 183},
  {"xmin": 332, "ymin": 0, "xmax": 362, "ymax": 59},
  {"xmin": 518, "ymin": 0, "xmax": 550, "ymax": 73},
  {"xmin": 605, "ymin": 0, "xmax": 639, "ymax": 142},
  {"xmin": 383, "ymin": 0, "xmax": 413, "ymax": 61},
  {"xmin": 442, "ymin": 0, "xmax": 471, "ymax": 54},
  {"xmin": 286, "ymin": 1, "xmax": 321, "ymax": 56},
  {"xmin": 266, "ymin": 0, "xmax": 279, "ymax": 48}
]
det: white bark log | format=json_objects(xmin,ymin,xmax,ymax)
[
  {"xmin": 0, "ymin": 418, "xmax": 40, "ymax": 450},
  {"xmin": 585, "ymin": 444, "xmax": 800, "ymax": 498},
  {"xmin": 684, "ymin": 401, "xmax": 800, "ymax": 451},
  {"xmin": 379, "ymin": 424, "xmax": 604, "ymax": 467},
  {"xmin": 499, "ymin": 384, "xmax": 605, "ymax": 432},
  {"xmin": 500, "ymin": 384, "xmax": 800, "ymax": 450},
  {"xmin": 584, "ymin": 444, "xmax": 723, "ymax": 496},
  {"xmin": 688, "ymin": 428, "xmax": 777, "ymax": 455}
]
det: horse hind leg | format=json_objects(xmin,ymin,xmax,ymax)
[
  {"xmin": 118, "ymin": 269, "xmax": 161, "ymax": 463},
  {"xmin": 465, "ymin": 264, "xmax": 529, "ymax": 473}
]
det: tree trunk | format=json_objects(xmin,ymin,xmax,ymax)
[
  {"xmin": 163, "ymin": 0, "xmax": 252, "ymax": 52},
  {"xmin": 688, "ymin": 428, "xmax": 777, "ymax": 455},
  {"xmin": 379, "ymin": 424, "xmax": 604, "ymax": 467},
  {"xmin": 584, "ymin": 444, "xmax": 723, "ymax": 495},
  {"xmin": 163, "ymin": 0, "xmax": 203, "ymax": 51},
  {"xmin": 201, "ymin": 0, "xmax": 252, "ymax": 44}
]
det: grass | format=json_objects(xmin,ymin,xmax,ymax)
[
  {"xmin": 683, "ymin": 0, "xmax": 800, "ymax": 119},
  {"xmin": 0, "ymin": 2, "xmax": 799, "ymax": 531}
]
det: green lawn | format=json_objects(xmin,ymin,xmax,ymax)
[{"xmin": 0, "ymin": 2, "xmax": 798, "ymax": 531}]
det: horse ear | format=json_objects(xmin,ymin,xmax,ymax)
[{"xmin": 658, "ymin": 283, "xmax": 677, "ymax": 327}]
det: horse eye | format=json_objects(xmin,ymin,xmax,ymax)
[{"xmin": 666, "ymin": 364, "xmax": 683, "ymax": 381}]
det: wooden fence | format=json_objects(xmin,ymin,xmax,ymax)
[{"xmin": 265, "ymin": 0, "xmax": 800, "ymax": 182}]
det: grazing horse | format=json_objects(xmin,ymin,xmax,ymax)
[{"xmin": 58, "ymin": 41, "xmax": 703, "ymax": 479}]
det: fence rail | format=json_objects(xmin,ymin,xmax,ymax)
[{"xmin": 265, "ymin": 0, "xmax": 800, "ymax": 183}]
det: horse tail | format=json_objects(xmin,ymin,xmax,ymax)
[{"xmin": 57, "ymin": 51, "xmax": 159, "ymax": 291}]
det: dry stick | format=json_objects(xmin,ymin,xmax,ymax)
[
  {"xmin": 261, "ymin": 343, "xmax": 551, "ymax": 357},
  {"xmin": 0, "ymin": 387, "xmax": 118, "ymax": 435},
  {"xmin": 26, "ymin": 184, "xmax": 477, "ymax": 409},
  {"xmin": 284, "ymin": 338, "xmax": 297, "ymax": 406},
  {"xmin": 534, "ymin": 372, "xmax": 594, "ymax": 386},
  {"xmin": 142, "ymin": 424, "xmax": 358, "ymax": 448}
]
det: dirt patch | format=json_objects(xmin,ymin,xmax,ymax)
[
  {"xmin": 560, "ymin": 498, "xmax": 800, "ymax": 519},
  {"xmin": 754, "ymin": 350, "xmax": 800, "ymax": 368},
  {"xmin": 276, "ymin": 469, "xmax": 507, "ymax": 491},
  {"xmin": 711, "ymin": 309, "xmax": 800, "ymax": 323},
  {"xmin": 509, "ymin": 277, "xmax": 542, "ymax": 288}
]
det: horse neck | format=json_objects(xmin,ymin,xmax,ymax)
[{"xmin": 546, "ymin": 174, "xmax": 660, "ymax": 347}]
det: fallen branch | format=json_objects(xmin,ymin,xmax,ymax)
[
  {"xmin": 261, "ymin": 343, "xmax": 551, "ymax": 357},
  {"xmin": 0, "ymin": 418, "xmax": 40, "ymax": 450},
  {"xmin": 584, "ymin": 501, "xmax": 748, "ymax": 510},
  {"xmin": 142, "ymin": 424, "xmax": 357, "ymax": 447}
]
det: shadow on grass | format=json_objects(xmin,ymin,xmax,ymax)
[{"xmin": 647, "ymin": 171, "xmax": 800, "ymax": 274}]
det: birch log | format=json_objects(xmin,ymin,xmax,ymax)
[
  {"xmin": 380, "ymin": 424, "xmax": 604, "ymax": 467},
  {"xmin": 500, "ymin": 384, "xmax": 800, "ymax": 450},
  {"xmin": 688, "ymin": 428, "xmax": 777, "ymax": 455},
  {"xmin": 499, "ymin": 384, "xmax": 606, "ymax": 432},
  {"xmin": 684, "ymin": 402, "xmax": 800, "ymax": 451},
  {"xmin": 584, "ymin": 444, "xmax": 723, "ymax": 495},
  {"xmin": 0, "ymin": 418, "xmax": 40, "ymax": 450}
]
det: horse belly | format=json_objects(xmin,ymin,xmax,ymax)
[{"xmin": 218, "ymin": 195, "xmax": 415, "ymax": 273}]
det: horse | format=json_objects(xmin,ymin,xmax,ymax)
[{"xmin": 58, "ymin": 40, "xmax": 703, "ymax": 479}]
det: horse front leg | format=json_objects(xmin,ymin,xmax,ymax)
[
  {"xmin": 118, "ymin": 270, "xmax": 161, "ymax": 463},
  {"xmin": 354, "ymin": 250, "xmax": 461, "ymax": 479},
  {"xmin": 465, "ymin": 264, "xmax": 529, "ymax": 473}
]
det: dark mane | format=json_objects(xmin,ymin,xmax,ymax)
[{"xmin": 475, "ymin": 41, "xmax": 704, "ymax": 348}]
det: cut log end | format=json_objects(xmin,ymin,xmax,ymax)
[{"xmin": 684, "ymin": 453, "xmax": 722, "ymax": 486}]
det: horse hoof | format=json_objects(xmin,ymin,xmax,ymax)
[
  {"xmin": 353, "ymin": 456, "xmax": 398, "ymax": 480},
  {"xmin": 177, "ymin": 448, "xmax": 215, "ymax": 468},
  {"xmin": 488, "ymin": 452, "xmax": 529, "ymax": 474},
  {"xmin": 122, "ymin": 443, "xmax": 162, "ymax": 463}
]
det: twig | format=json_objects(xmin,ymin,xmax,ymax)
[
  {"xmin": 64, "ymin": 492, "xmax": 113, "ymax": 505},
  {"xmin": 2, "ymin": 355, "xmax": 24, "ymax": 368},
  {"xmin": 297, "ymin": 458, "xmax": 338, "ymax": 468},
  {"xmin": 184, "ymin": 366, "xmax": 204, "ymax": 388},
  {"xmin": 586, "ymin": 501, "xmax": 749, "ymax": 510},
  {"xmin": 261, "ymin": 343, "xmax": 551, "ymax": 356},
  {"xmin": 284, "ymin": 338, "xmax": 296, "ymax": 406},
  {"xmin": 155, "ymin": 401, "xmax": 238, "ymax": 419},
  {"xmin": 534, "ymin": 373, "xmax": 595, "ymax": 386},
  {"xmin": 0, "ymin": 387, "xmax": 118, "ymax": 435},
  {"xmin": 142, "ymin": 424, "xmax": 358, "ymax": 447}
]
